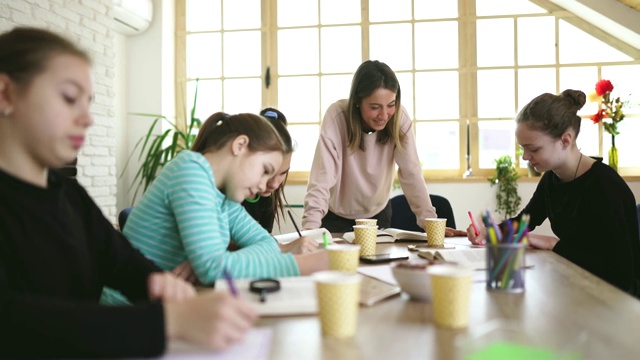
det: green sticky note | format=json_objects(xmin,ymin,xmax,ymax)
[{"xmin": 465, "ymin": 341, "xmax": 581, "ymax": 360}]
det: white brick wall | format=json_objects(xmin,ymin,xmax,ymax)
[{"xmin": 0, "ymin": 0, "xmax": 118, "ymax": 223}]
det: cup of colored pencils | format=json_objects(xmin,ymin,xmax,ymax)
[{"xmin": 482, "ymin": 211, "xmax": 528, "ymax": 293}]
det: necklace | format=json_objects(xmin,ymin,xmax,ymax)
[
  {"xmin": 245, "ymin": 195, "xmax": 261, "ymax": 203},
  {"xmin": 573, "ymin": 153, "xmax": 583, "ymax": 180}
]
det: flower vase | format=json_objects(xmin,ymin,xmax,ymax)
[{"xmin": 608, "ymin": 135, "xmax": 618, "ymax": 172}]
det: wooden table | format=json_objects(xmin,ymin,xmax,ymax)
[{"xmin": 256, "ymin": 242, "xmax": 640, "ymax": 360}]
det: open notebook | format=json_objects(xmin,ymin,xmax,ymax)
[
  {"xmin": 215, "ymin": 275, "xmax": 399, "ymax": 315},
  {"xmin": 418, "ymin": 248, "xmax": 487, "ymax": 270},
  {"xmin": 342, "ymin": 228, "xmax": 427, "ymax": 243},
  {"xmin": 273, "ymin": 228, "xmax": 333, "ymax": 244}
]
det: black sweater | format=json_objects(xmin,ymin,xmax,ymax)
[
  {"xmin": 242, "ymin": 195, "xmax": 275, "ymax": 233},
  {"xmin": 516, "ymin": 161, "xmax": 640, "ymax": 296},
  {"xmin": 0, "ymin": 169, "xmax": 165, "ymax": 358}
]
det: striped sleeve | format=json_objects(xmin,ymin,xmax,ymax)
[{"xmin": 163, "ymin": 153, "xmax": 299, "ymax": 283}]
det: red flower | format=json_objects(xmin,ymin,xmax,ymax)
[
  {"xmin": 590, "ymin": 109, "xmax": 605, "ymax": 124},
  {"xmin": 595, "ymin": 79, "xmax": 614, "ymax": 96}
]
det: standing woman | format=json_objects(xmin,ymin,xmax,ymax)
[
  {"xmin": 241, "ymin": 108, "xmax": 318, "ymax": 254},
  {"xmin": 467, "ymin": 90, "xmax": 640, "ymax": 296},
  {"xmin": 303, "ymin": 60, "xmax": 438, "ymax": 233},
  {"xmin": 0, "ymin": 27, "xmax": 256, "ymax": 357}
]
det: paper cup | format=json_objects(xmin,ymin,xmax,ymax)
[
  {"xmin": 428, "ymin": 264, "xmax": 472, "ymax": 329},
  {"xmin": 352, "ymin": 225, "xmax": 377, "ymax": 256},
  {"xmin": 425, "ymin": 218, "xmax": 447, "ymax": 247},
  {"xmin": 355, "ymin": 218, "xmax": 377, "ymax": 226},
  {"xmin": 314, "ymin": 271, "xmax": 362, "ymax": 338},
  {"xmin": 327, "ymin": 244, "xmax": 361, "ymax": 273}
]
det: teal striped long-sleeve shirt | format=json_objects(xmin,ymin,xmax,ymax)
[{"xmin": 102, "ymin": 151, "xmax": 298, "ymax": 304}]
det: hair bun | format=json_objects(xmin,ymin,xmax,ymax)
[{"xmin": 561, "ymin": 89, "xmax": 586, "ymax": 110}]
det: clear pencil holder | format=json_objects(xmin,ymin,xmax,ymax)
[{"xmin": 486, "ymin": 243, "xmax": 526, "ymax": 293}]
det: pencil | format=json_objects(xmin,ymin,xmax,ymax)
[
  {"xmin": 287, "ymin": 209, "xmax": 302, "ymax": 237},
  {"xmin": 222, "ymin": 267, "xmax": 238, "ymax": 297},
  {"xmin": 467, "ymin": 211, "xmax": 479, "ymax": 236}
]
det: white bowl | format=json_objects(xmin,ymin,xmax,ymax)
[{"xmin": 391, "ymin": 259, "xmax": 434, "ymax": 302}]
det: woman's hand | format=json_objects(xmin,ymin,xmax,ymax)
[
  {"xmin": 172, "ymin": 260, "xmax": 200, "ymax": 285},
  {"xmin": 466, "ymin": 223, "xmax": 486, "ymax": 245},
  {"xmin": 526, "ymin": 234, "xmax": 559, "ymax": 250},
  {"xmin": 445, "ymin": 227, "xmax": 468, "ymax": 237},
  {"xmin": 279, "ymin": 236, "xmax": 319, "ymax": 254},
  {"xmin": 164, "ymin": 290, "xmax": 257, "ymax": 350},
  {"xmin": 147, "ymin": 272, "xmax": 197, "ymax": 302}
]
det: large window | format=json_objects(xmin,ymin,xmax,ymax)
[{"xmin": 177, "ymin": 0, "xmax": 640, "ymax": 181}]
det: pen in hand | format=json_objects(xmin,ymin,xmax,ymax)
[
  {"xmin": 468, "ymin": 211, "xmax": 480, "ymax": 236},
  {"xmin": 222, "ymin": 267, "xmax": 238, "ymax": 297},
  {"xmin": 287, "ymin": 210, "xmax": 302, "ymax": 237}
]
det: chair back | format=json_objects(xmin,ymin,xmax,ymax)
[
  {"xmin": 118, "ymin": 207, "xmax": 133, "ymax": 231},
  {"xmin": 636, "ymin": 204, "xmax": 640, "ymax": 236},
  {"xmin": 390, "ymin": 194, "xmax": 456, "ymax": 231}
]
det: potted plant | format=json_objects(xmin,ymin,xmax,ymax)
[
  {"xmin": 122, "ymin": 79, "xmax": 202, "ymax": 203},
  {"xmin": 488, "ymin": 155, "xmax": 521, "ymax": 220}
]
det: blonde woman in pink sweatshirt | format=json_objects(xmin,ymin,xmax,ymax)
[{"xmin": 303, "ymin": 60, "xmax": 442, "ymax": 233}]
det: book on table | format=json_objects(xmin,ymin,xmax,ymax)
[
  {"xmin": 342, "ymin": 228, "xmax": 427, "ymax": 243},
  {"xmin": 215, "ymin": 275, "xmax": 399, "ymax": 315}
]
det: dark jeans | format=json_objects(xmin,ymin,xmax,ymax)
[{"xmin": 321, "ymin": 201, "xmax": 392, "ymax": 233}]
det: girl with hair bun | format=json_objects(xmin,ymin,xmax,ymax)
[{"xmin": 467, "ymin": 89, "xmax": 640, "ymax": 297}]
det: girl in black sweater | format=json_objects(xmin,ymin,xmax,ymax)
[
  {"xmin": 467, "ymin": 90, "xmax": 640, "ymax": 297},
  {"xmin": 0, "ymin": 27, "xmax": 256, "ymax": 358}
]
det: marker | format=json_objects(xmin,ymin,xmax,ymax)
[
  {"xmin": 468, "ymin": 211, "xmax": 479, "ymax": 236},
  {"xmin": 222, "ymin": 267, "xmax": 238, "ymax": 297},
  {"xmin": 323, "ymin": 232, "xmax": 330, "ymax": 248}
]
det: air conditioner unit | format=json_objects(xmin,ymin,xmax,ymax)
[{"xmin": 113, "ymin": 0, "xmax": 153, "ymax": 36}]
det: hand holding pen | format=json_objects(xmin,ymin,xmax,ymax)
[
  {"xmin": 466, "ymin": 211, "xmax": 486, "ymax": 245},
  {"xmin": 282, "ymin": 210, "xmax": 319, "ymax": 254}
]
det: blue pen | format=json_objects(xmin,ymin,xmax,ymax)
[{"xmin": 222, "ymin": 267, "xmax": 238, "ymax": 297}]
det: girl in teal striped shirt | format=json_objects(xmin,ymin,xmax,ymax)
[{"xmin": 102, "ymin": 112, "xmax": 328, "ymax": 304}]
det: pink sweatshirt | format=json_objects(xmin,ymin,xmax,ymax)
[{"xmin": 302, "ymin": 100, "xmax": 437, "ymax": 229}]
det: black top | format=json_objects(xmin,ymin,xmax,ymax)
[
  {"xmin": 516, "ymin": 161, "xmax": 640, "ymax": 296},
  {"xmin": 0, "ymin": 169, "xmax": 165, "ymax": 357},
  {"xmin": 242, "ymin": 195, "xmax": 275, "ymax": 233}
]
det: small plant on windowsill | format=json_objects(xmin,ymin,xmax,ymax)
[{"xmin": 488, "ymin": 155, "xmax": 521, "ymax": 220}]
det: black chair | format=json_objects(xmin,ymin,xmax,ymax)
[
  {"xmin": 118, "ymin": 207, "xmax": 133, "ymax": 231},
  {"xmin": 390, "ymin": 194, "xmax": 456, "ymax": 232},
  {"xmin": 636, "ymin": 204, "xmax": 640, "ymax": 235}
]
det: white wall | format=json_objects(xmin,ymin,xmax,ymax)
[
  {"xmin": 0, "ymin": 0, "xmax": 118, "ymax": 222},
  {"xmin": 115, "ymin": 0, "xmax": 175, "ymax": 211}
]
